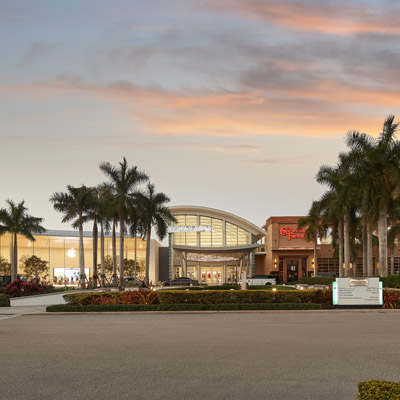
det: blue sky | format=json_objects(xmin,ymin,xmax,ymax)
[{"xmin": 1, "ymin": 0, "xmax": 400, "ymax": 231}]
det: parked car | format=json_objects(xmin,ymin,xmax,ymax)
[
  {"xmin": 238, "ymin": 275, "xmax": 277, "ymax": 286},
  {"xmin": 162, "ymin": 277, "xmax": 199, "ymax": 286}
]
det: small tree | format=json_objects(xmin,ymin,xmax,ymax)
[
  {"xmin": 21, "ymin": 255, "xmax": 49, "ymax": 280},
  {"xmin": 0, "ymin": 255, "xmax": 11, "ymax": 275},
  {"xmin": 98, "ymin": 255, "xmax": 114, "ymax": 280}
]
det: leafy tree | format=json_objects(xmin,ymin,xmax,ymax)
[
  {"xmin": 0, "ymin": 255, "xmax": 11, "ymax": 275},
  {"xmin": 0, "ymin": 200, "xmax": 45, "ymax": 280},
  {"xmin": 21, "ymin": 255, "xmax": 49, "ymax": 280},
  {"xmin": 50, "ymin": 185, "xmax": 93, "ymax": 288},
  {"xmin": 100, "ymin": 157, "xmax": 148, "ymax": 288}
]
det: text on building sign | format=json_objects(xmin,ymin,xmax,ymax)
[
  {"xmin": 167, "ymin": 225, "xmax": 212, "ymax": 233},
  {"xmin": 279, "ymin": 226, "xmax": 306, "ymax": 240}
]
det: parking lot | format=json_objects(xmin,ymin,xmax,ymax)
[{"xmin": 1, "ymin": 310, "xmax": 399, "ymax": 400}]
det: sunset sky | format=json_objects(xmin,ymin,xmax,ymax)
[{"xmin": 1, "ymin": 0, "xmax": 400, "ymax": 232}]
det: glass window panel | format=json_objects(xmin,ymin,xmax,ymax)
[
  {"xmin": 185, "ymin": 215, "xmax": 198, "ymax": 246},
  {"xmin": 200, "ymin": 217, "xmax": 212, "ymax": 247},
  {"xmin": 173, "ymin": 215, "xmax": 185, "ymax": 245},
  {"xmin": 225, "ymin": 222, "xmax": 238, "ymax": 247},
  {"xmin": 211, "ymin": 218, "xmax": 223, "ymax": 247},
  {"xmin": 238, "ymin": 227, "xmax": 250, "ymax": 245}
]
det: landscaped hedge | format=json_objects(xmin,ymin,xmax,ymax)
[
  {"xmin": 172, "ymin": 285, "xmax": 294, "ymax": 291},
  {"xmin": 46, "ymin": 302, "xmax": 322, "ymax": 312},
  {"xmin": 358, "ymin": 380, "xmax": 400, "ymax": 399},
  {"xmin": 0, "ymin": 294, "xmax": 10, "ymax": 307},
  {"xmin": 157, "ymin": 289, "xmax": 319, "ymax": 305},
  {"xmin": 298, "ymin": 277, "xmax": 335, "ymax": 285},
  {"xmin": 388, "ymin": 275, "xmax": 400, "ymax": 288}
]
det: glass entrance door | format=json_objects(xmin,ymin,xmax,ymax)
[{"xmin": 286, "ymin": 259, "xmax": 299, "ymax": 282}]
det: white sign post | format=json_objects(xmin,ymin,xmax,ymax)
[{"xmin": 332, "ymin": 278, "xmax": 383, "ymax": 306}]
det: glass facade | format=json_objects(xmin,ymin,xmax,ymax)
[
  {"xmin": 171, "ymin": 214, "xmax": 251, "ymax": 248},
  {"xmin": 169, "ymin": 212, "xmax": 260, "ymax": 283},
  {"xmin": 0, "ymin": 231, "xmax": 147, "ymax": 283}
]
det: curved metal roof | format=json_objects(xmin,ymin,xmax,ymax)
[{"xmin": 169, "ymin": 205, "xmax": 265, "ymax": 241}]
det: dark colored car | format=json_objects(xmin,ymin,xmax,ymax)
[{"xmin": 162, "ymin": 277, "xmax": 199, "ymax": 286}]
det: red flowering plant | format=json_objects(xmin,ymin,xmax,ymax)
[{"xmin": 5, "ymin": 277, "xmax": 50, "ymax": 297}]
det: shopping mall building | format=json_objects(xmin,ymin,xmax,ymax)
[{"xmin": 2, "ymin": 206, "xmax": 400, "ymax": 284}]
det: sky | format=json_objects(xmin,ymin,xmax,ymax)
[{"xmin": 1, "ymin": 0, "xmax": 400, "ymax": 232}]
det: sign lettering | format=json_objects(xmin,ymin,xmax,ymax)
[
  {"xmin": 167, "ymin": 225, "xmax": 212, "ymax": 233},
  {"xmin": 279, "ymin": 226, "xmax": 306, "ymax": 240}
]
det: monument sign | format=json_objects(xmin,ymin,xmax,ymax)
[{"xmin": 332, "ymin": 278, "xmax": 383, "ymax": 306}]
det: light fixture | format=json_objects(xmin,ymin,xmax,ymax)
[
  {"xmin": 272, "ymin": 288, "xmax": 277, "ymax": 292},
  {"xmin": 274, "ymin": 258, "xmax": 277, "ymax": 269},
  {"xmin": 350, "ymin": 263, "xmax": 353, "ymax": 269}
]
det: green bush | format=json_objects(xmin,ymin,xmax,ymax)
[
  {"xmin": 0, "ymin": 294, "xmax": 10, "ymax": 307},
  {"xmin": 157, "ymin": 289, "xmax": 319, "ymax": 305},
  {"xmin": 388, "ymin": 275, "xmax": 400, "ymax": 288},
  {"xmin": 46, "ymin": 302, "xmax": 322, "ymax": 312},
  {"xmin": 358, "ymin": 380, "xmax": 400, "ymax": 399},
  {"xmin": 298, "ymin": 277, "xmax": 335, "ymax": 285}
]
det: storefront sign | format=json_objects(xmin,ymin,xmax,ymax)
[
  {"xmin": 279, "ymin": 226, "xmax": 306, "ymax": 240},
  {"xmin": 332, "ymin": 278, "xmax": 382, "ymax": 306},
  {"xmin": 167, "ymin": 225, "xmax": 212, "ymax": 233}
]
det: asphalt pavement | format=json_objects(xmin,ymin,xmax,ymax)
[{"xmin": 0, "ymin": 311, "xmax": 399, "ymax": 400}]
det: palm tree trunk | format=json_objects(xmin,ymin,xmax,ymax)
[
  {"xmin": 92, "ymin": 220, "xmax": 98, "ymax": 288},
  {"xmin": 145, "ymin": 225, "xmax": 151, "ymax": 285},
  {"xmin": 134, "ymin": 233, "xmax": 137, "ymax": 280},
  {"xmin": 390, "ymin": 244, "xmax": 394, "ymax": 275},
  {"xmin": 313, "ymin": 233, "xmax": 317, "ymax": 277},
  {"xmin": 362, "ymin": 221, "xmax": 368, "ymax": 277},
  {"xmin": 78, "ymin": 219, "xmax": 85, "ymax": 289},
  {"xmin": 100, "ymin": 222, "xmax": 105, "ymax": 288},
  {"xmin": 119, "ymin": 216, "xmax": 125, "ymax": 289},
  {"xmin": 112, "ymin": 220, "xmax": 117, "ymax": 286},
  {"xmin": 12, "ymin": 233, "xmax": 18, "ymax": 281},
  {"xmin": 378, "ymin": 206, "xmax": 388, "ymax": 277},
  {"xmin": 367, "ymin": 224, "xmax": 373, "ymax": 277},
  {"xmin": 338, "ymin": 219, "xmax": 344, "ymax": 277},
  {"xmin": 343, "ymin": 214, "xmax": 350, "ymax": 277}
]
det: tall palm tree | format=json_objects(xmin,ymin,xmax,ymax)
[
  {"xmin": 97, "ymin": 184, "xmax": 113, "ymax": 288},
  {"xmin": 136, "ymin": 183, "xmax": 175, "ymax": 285},
  {"xmin": 127, "ymin": 200, "xmax": 146, "ymax": 280},
  {"xmin": 50, "ymin": 185, "xmax": 93, "ymax": 289},
  {"xmin": 347, "ymin": 115, "xmax": 400, "ymax": 277},
  {"xmin": 298, "ymin": 200, "xmax": 327, "ymax": 277},
  {"xmin": 0, "ymin": 200, "xmax": 45, "ymax": 280},
  {"xmin": 100, "ymin": 158, "xmax": 148, "ymax": 288}
]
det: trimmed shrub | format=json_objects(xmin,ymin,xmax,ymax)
[
  {"xmin": 298, "ymin": 277, "xmax": 335, "ymax": 285},
  {"xmin": 0, "ymin": 294, "xmax": 10, "ymax": 307},
  {"xmin": 388, "ymin": 275, "xmax": 400, "ymax": 289},
  {"xmin": 358, "ymin": 380, "xmax": 400, "ymax": 399},
  {"xmin": 64, "ymin": 290, "xmax": 159, "ymax": 306},
  {"xmin": 46, "ymin": 302, "xmax": 322, "ymax": 312},
  {"xmin": 157, "ymin": 289, "xmax": 319, "ymax": 305}
]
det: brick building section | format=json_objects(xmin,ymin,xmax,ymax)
[{"xmin": 255, "ymin": 216, "xmax": 400, "ymax": 281}]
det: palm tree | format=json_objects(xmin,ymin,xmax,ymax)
[
  {"xmin": 127, "ymin": 200, "xmax": 147, "ymax": 280},
  {"xmin": 298, "ymin": 200, "xmax": 327, "ymax": 277},
  {"xmin": 100, "ymin": 158, "xmax": 148, "ymax": 288},
  {"xmin": 50, "ymin": 185, "xmax": 93, "ymax": 289},
  {"xmin": 135, "ymin": 183, "xmax": 175, "ymax": 285},
  {"xmin": 0, "ymin": 200, "xmax": 45, "ymax": 281},
  {"xmin": 347, "ymin": 115, "xmax": 400, "ymax": 277}
]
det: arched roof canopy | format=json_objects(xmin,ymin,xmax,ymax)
[{"xmin": 169, "ymin": 205, "xmax": 265, "ymax": 242}]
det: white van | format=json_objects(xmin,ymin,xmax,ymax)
[{"xmin": 239, "ymin": 275, "xmax": 277, "ymax": 286}]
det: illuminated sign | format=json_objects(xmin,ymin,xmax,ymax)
[
  {"xmin": 67, "ymin": 248, "xmax": 76, "ymax": 258},
  {"xmin": 167, "ymin": 225, "xmax": 212, "ymax": 233},
  {"xmin": 279, "ymin": 226, "xmax": 306, "ymax": 240}
]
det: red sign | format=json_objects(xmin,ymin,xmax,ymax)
[{"xmin": 280, "ymin": 226, "xmax": 306, "ymax": 240}]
